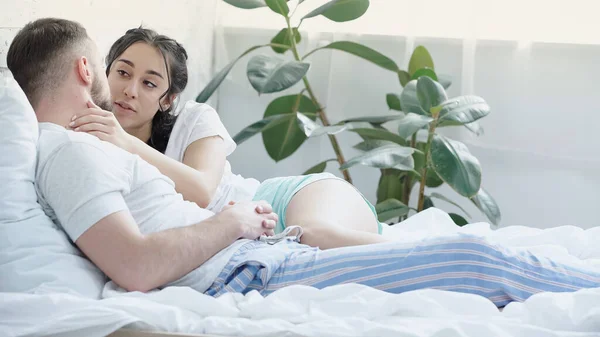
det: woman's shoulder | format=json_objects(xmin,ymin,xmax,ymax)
[
  {"xmin": 175, "ymin": 100, "xmax": 219, "ymax": 122},
  {"xmin": 166, "ymin": 99, "xmax": 236, "ymax": 157}
]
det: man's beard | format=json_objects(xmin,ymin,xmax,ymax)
[{"xmin": 90, "ymin": 75, "xmax": 113, "ymax": 111}]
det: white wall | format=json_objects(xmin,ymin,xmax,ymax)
[
  {"xmin": 213, "ymin": 2, "xmax": 600, "ymax": 230},
  {"xmin": 216, "ymin": 0, "xmax": 600, "ymax": 45},
  {"xmin": 0, "ymin": 0, "xmax": 217, "ymax": 103},
  {"xmin": 2, "ymin": 0, "xmax": 599, "ymax": 230}
]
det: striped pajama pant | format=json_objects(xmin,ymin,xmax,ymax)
[{"xmin": 204, "ymin": 234, "xmax": 600, "ymax": 307}]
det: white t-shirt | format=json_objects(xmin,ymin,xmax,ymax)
[
  {"xmin": 36, "ymin": 123, "xmax": 249, "ymax": 293},
  {"xmin": 165, "ymin": 101, "xmax": 260, "ymax": 212}
]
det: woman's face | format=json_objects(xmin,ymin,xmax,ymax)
[{"xmin": 107, "ymin": 42, "xmax": 170, "ymax": 132}]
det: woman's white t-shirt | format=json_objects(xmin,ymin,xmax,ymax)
[{"xmin": 164, "ymin": 100, "xmax": 260, "ymax": 212}]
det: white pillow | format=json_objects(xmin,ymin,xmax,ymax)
[{"xmin": 0, "ymin": 70, "xmax": 106, "ymax": 298}]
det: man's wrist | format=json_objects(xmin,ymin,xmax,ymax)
[{"xmin": 205, "ymin": 212, "xmax": 245, "ymax": 240}]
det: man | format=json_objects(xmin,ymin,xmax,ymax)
[
  {"xmin": 7, "ymin": 18, "xmax": 600, "ymax": 307},
  {"xmin": 7, "ymin": 17, "xmax": 278, "ymax": 293}
]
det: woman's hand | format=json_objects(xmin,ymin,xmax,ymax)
[{"xmin": 70, "ymin": 100, "xmax": 135, "ymax": 152}]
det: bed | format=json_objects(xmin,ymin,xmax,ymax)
[
  {"xmin": 2, "ymin": 63, "xmax": 600, "ymax": 337},
  {"xmin": 2, "ymin": 208, "xmax": 600, "ymax": 337}
]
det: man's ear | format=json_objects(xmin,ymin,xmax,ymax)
[{"xmin": 76, "ymin": 56, "xmax": 93, "ymax": 86}]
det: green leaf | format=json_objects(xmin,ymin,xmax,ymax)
[
  {"xmin": 411, "ymin": 143, "xmax": 444, "ymax": 188},
  {"xmin": 196, "ymin": 45, "xmax": 267, "ymax": 103},
  {"xmin": 271, "ymin": 28, "xmax": 301, "ymax": 54},
  {"xmin": 341, "ymin": 144, "xmax": 415, "ymax": 171},
  {"xmin": 303, "ymin": 159, "xmax": 336, "ymax": 175},
  {"xmin": 411, "ymin": 68, "xmax": 438, "ymax": 81},
  {"xmin": 350, "ymin": 128, "xmax": 407, "ymax": 146},
  {"xmin": 309, "ymin": 41, "xmax": 398, "ymax": 71},
  {"xmin": 386, "ymin": 93, "xmax": 402, "ymax": 111},
  {"xmin": 262, "ymin": 94, "xmax": 317, "ymax": 161},
  {"xmin": 471, "ymin": 188, "xmax": 501, "ymax": 226},
  {"xmin": 223, "ymin": 0, "xmax": 267, "ymax": 9},
  {"xmin": 375, "ymin": 198, "xmax": 409, "ymax": 222},
  {"xmin": 437, "ymin": 119, "xmax": 485, "ymax": 136},
  {"xmin": 354, "ymin": 139, "xmax": 398, "ymax": 152},
  {"xmin": 425, "ymin": 168, "xmax": 444, "ymax": 187},
  {"xmin": 449, "ymin": 213, "xmax": 469, "ymax": 226},
  {"xmin": 397, "ymin": 113, "xmax": 433, "ymax": 139},
  {"xmin": 430, "ymin": 135, "xmax": 481, "ymax": 198},
  {"xmin": 232, "ymin": 114, "xmax": 289, "ymax": 144},
  {"xmin": 423, "ymin": 195, "xmax": 434, "ymax": 210},
  {"xmin": 297, "ymin": 113, "xmax": 347, "ymax": 137},
  {"xmin": 376, "ymin": 169, "xmax": 405, "ymax": 204},
  {"xmin": 398, "ymin": 70, "xmax": 411, "ymax": 87},
  {"xmin": 417, "ymin": 76, "xmax": 447, "ymax": 113},
  {"xmin": 400, "ymin": 80, "xmax": 427, "ymax": 115},
  {"xmin": 464, "ymin": 121, "xmax": 484, "ymax": 136},
  {"xmin": 438, "ymin": 74, "xmax": 452, "ymax": 89},
  {"xmin": 408, "ymin": 46, "xmax": 435, "ymax": 76},
  {"xmin": 430, "ymin": 192, "xmax": 472, "ymax": 218},
  {"xmin": 438, "ymin": 96, "xmax": 491, "ymax": 126},
  {"xmin": 265, "ymin": 0, "xmax": 289, "ymax": 15},
  {"xmin": 247, "ymin": 55, "xmax": 310, "ymax": 94},
  {"xmin": 340, "ymin": 113, "xmax": 404, "ymax": 125},
  {"xmin": 302, "ymin": 0, "xmax": 370, "ymax": 22}
]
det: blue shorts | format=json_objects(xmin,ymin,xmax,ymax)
[{"xmin": 252, "ymin": 172, "xmax": 383, "ymax": 235}]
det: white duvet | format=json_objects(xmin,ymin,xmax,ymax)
[{"xmin": 2, "ymin": 208, "xmax": 600, "ymax": 337}]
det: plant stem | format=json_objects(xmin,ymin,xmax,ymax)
[
  {"xmin": 285, "ymin": 18, "xmax": 352, "ymax": 183},
  {"xmin": 302, "ymin": 47, "xmax": 323, "ymax": 60},
  {"xmin": 269, "ymin": 43, "xmax": 292, "ymax": 50},
  {"xmin": 410, "ymin": 134, "xmax": 417, "ymax": 151},
  {"xmin": 417, "ymin": 120, "xmax": 437, "ymax": 212},
  {"xmin": 402, "ymin": 134, "xmax": 417, "ymax": 206}
]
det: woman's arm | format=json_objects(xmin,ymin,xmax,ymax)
[
  {"xmin": 128, "ymin": 135, "xmax": 227, "ymax": 208},
  {"xmin": 71, "ymin": 100, "xmax": 228, "ymax": 208}
]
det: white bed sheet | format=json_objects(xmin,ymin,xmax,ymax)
[{"xmin": 2, "ymin": 208, "xmax": 600, "ymax": 337}]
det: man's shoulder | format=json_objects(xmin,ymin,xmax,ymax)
[
  {"xmin": 37, "ymin": 123, "xmax": 121, "ymax": 169},
  {"xmin": 39, "ymin": 123, "xmax": 98, "ymax": 155}
]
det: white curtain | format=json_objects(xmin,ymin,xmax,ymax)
[{"xmin": 213, "ymin": 0, "xmax": 600, "ymax": 229}]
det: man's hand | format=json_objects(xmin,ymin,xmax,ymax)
[{"xmin": 220, "ymin": 201, "xmax": 278, "ymax": 240}]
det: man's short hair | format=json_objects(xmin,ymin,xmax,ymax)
[{"xmin": 7, "ymin": 18, "xmax": 92, "ymax": 108}]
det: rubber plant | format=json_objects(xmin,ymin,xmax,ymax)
[
  {"xmin": 344, "ymin": 46, "xmax": 501, "ymax": 227},
  {"xmin": 197, "ymin": 0, "xmax": 501, "ymax": 227},
  {"xmin": 197, "ymin": 0, "xmax": 395, "ymax": 183}
]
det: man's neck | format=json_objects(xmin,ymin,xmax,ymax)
[{"xmin": 35, "ymin": 85, "xmax": 89, "ymax": 128}]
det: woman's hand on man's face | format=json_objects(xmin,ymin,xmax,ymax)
[{"xmin": 70, "ymin": 100, "xmax": 135, "ymax": 152}]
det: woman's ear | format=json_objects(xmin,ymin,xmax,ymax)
[
  {"xmin": 161, "ymin": 94, "xmax": 178, "ymax": 110},
  {"xmin": 76, "ymin": 56, "xmax": 93, "ymax": 86}
]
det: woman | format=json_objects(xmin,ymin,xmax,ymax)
[{"xmin": 70, "ymin": 27, "xmax": 387, "ymax": 249}]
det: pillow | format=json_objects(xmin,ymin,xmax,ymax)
[{"xmin": 0, "ymin": 70, "xmax": 106, "ymax": 298}]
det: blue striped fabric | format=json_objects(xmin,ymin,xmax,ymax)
[{"xmin": 205, "ymin": 234, "xmax": 600, "ymax": 307}]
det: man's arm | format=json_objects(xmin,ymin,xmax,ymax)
[
  {"xmin": 75, "ymin": 202, "xmax": 275, "ymax": 292},
  {"xmin": 39, "ymin": 141, "xmax": 277, "ymax": 292},
  {"xmin": 76, "ymin": 211, "xmax": 240, "ymax": 292}
]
